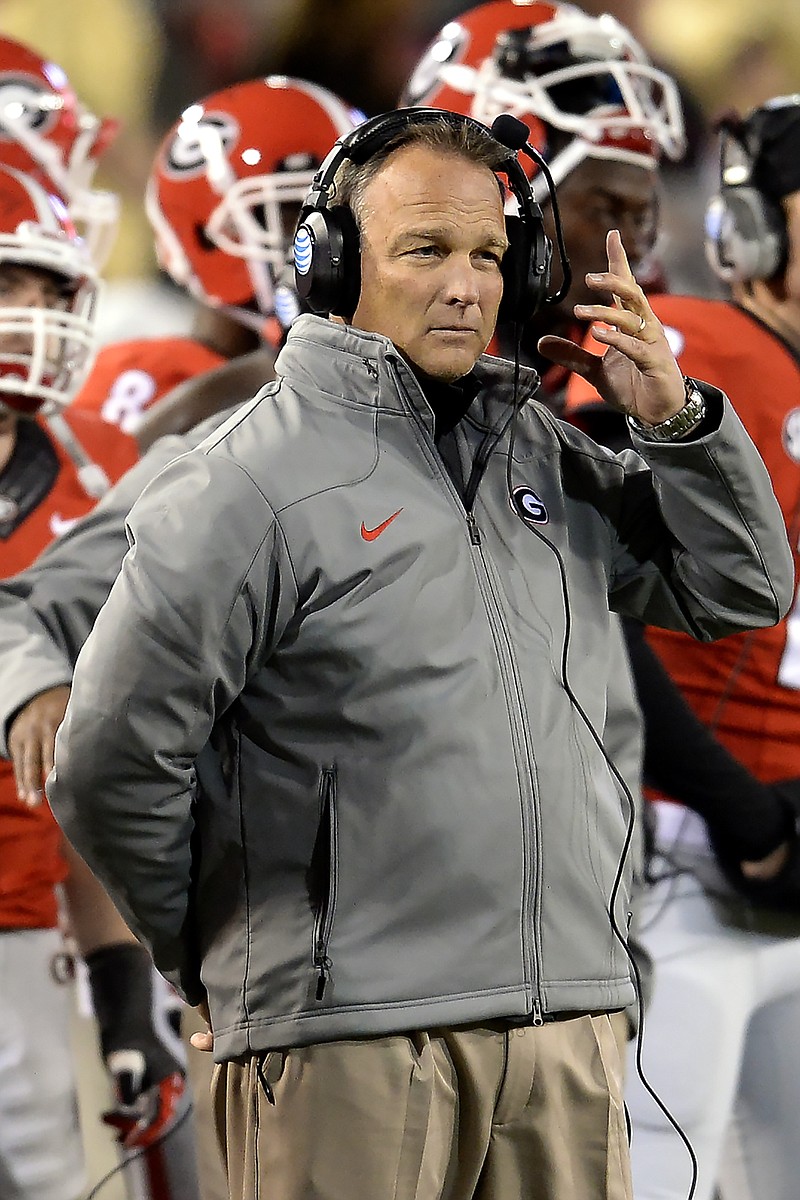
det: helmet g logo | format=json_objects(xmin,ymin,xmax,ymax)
[
  {"xmin": 512, "ymin": 485, "xmax": 549, "ymax": 526},
  {"xmin": 0, "ymin": 74, "xmax": 56, "ymax": 138},
  {"xmin": 401, "ymin": 24, "xmax": 469, "ymax": 107},
  {"xmin": 164, "ymin": 112, "xmax": 239, "ymax": 178}
]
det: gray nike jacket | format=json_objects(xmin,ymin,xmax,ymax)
[
  {"xmin": 47, "ymin": 315, "xmax": 793, "ymax": 1060},
  {"xmin": 0, "ymin": 414, "xmax": 237, "ymax": 748}
]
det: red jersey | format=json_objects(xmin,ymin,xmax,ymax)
[
  {"xmin": 0, "ymin": 335, "xmax": 225, "ymax": 929},
  {"xmin": 72, "ymin": 336, "xmax": 227, "ymax": 449},
  {"xmin": 566, "ymin": 297, "xmax": 800, "ymax": 782}
]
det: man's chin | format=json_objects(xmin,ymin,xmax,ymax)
[{"xmin": 413, "ymin": 341, "xmax": 484, "ymax": 382}]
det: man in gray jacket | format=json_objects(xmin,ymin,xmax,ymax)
[{"xmin": 47, "ymin": 111, "xmax": 792, "ymax": 1200}]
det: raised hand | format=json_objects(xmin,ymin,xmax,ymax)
[{"xmin": 538, "ymin": 229, "xmax": 686, "ymax": 425}]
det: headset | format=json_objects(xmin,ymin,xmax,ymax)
[
  {"xmin": 704, "ymin": 112, "xmax": 788, "ymax": 285},
  {"xmin": 292, "ymin": 106, "xmax": 553, "ymax": 324}
]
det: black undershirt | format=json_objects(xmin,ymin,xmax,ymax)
[
  {"xmin": 0, "ymin": 419, "xmax": 59, "ymax": 538},
  {"xmin": 412, "ymin": 368, "xmax": 482, "ymax": 501},
  {"xmin": 412, "ymin": 368, "xmax": 480, "ymax": 444}
]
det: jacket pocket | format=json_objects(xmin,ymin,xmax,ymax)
[{"xmin": 308, "ymin": 765, "xmax": 338, "ymax": 1001}]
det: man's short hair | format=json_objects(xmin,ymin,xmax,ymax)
[{"xmin": 333, "ymin": 116, "xmax": 508, "ymax": 231}]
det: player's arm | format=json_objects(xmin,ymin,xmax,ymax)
[
  {"xmin": 135, "ymin": 346, "xmax": 276, "ymax": 451},
  {"xmin": 1, "ymin": 416, "xmax": 237, "ymax": 801},
  {"xmin": 622, "ymin": 618, "xmax": 797, "ymax": 861}
]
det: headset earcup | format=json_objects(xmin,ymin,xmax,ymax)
[
  {"xmin": 499, "ymin": 215, "xmax": 526, "ymax": 323},
  {"xmin": 499, "ymin": 213, "xmax": 552, "ymax": 324},
  {"xmin": 293, "ymin": 206, "xmax": 361, "ymax": 317},
  {"xmin": 704, "ymin": 186, "xmax": 787, "ymax": 283}
]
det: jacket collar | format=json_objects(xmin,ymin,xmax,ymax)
[{"xmin": 275, "ymin": 314, "xmax": 541, "ymax": 430}]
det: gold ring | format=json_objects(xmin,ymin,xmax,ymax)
[{"xmin": 635, "ymin": 314, "xmax": 646, "ymax": 334}]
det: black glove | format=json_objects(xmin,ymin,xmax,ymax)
[
  {"xmin": 706, "ymin": 779, "xmax": 800, "ymax": 913},
  {"xmin": 86, "ymin": 941, "xmax": 185, "ymax": 1103}
]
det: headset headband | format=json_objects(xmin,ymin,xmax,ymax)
[
  {"xmin": 303, "ymin": 107, "xmax": 526, "ymax": 212},
  {"xmin": 294, "ymin": 106, "xmax": 552, "ymax": 323}
]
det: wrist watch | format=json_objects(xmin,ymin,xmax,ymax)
[{"xmin": 627, "ymin": 378, "xmax": 706, "ymax": 442}]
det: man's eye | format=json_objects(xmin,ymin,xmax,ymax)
[
  {"xmin": 409, "ymin": 245, "xmax": 439, "ymax": 257},
  {"xmin": 588, "ymin": 204, "xmax": 616, "ymax": 224}
]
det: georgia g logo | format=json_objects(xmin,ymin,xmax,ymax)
[
  {"xmin": 400, "ymin": 24, "xmax": 469, "ymax": 106},
  {"xmin": 511, "ymin": 486, "xmax": 549, "ymax": 526},
  {"xmin": 0, "ymin": 74, "xmax": 58, "ymax": 140},
  {"xmin": 163, "ymin": 111, "xmax": 239, "ymax": 178}
]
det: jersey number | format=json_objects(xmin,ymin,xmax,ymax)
[{"xmin": 100, "ymin": 370, "xmax": 157, "ymax": 434}]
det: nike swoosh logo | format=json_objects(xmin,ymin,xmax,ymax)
[
  {"xmin": 360, "ymin": 508, "xmax": 403, "ymax": 541},
  {"xmin": 49, "ymin": 512, "xmax": 81, "ymax": 538}
]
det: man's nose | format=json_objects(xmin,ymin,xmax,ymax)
[{"xmin": 443, "ymin": 258, "xmax": 482, "ymax": 305}]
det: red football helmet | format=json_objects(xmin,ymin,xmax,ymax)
[
  {"xmin": 400, "ymin": 1, "xmax": 685, "ymax": 195},
  {"xmin": 0, "ymin": 165, "xmax": 98, "ymax": 415},
  {"xmin": 146, "ymin": 77, "xmax": 364, "ymax": 331},
  {"xmin": 0, "ymin": 35, "xmax": 120, "ymax": 267}
]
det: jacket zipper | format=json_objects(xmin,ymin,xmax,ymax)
[
  {"xmin": 312, "ymin": 766, "xmax": 338, "ymax": 1001},
  {"xmin": 388, "ymin": 358, "xmax": 514, "ymax": 544},
  {"xmin": 466, "ymin": 511, "xmax": 481, "ymax": 545},
  {"xmin": 392, "ymin": 360, "xmax": 544, "ymax": 1019},
  {"xmin": 462, "ymin": 408, "xmax": 517, "ymax": 515},
  {"xmin": 473, "ymin": 542, "xmax": 544, "ymax": 1019}
]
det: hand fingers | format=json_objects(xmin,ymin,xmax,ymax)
[
  {"xmin": 42, "ymin": 725, "xmax": 58, "ymax": 781},
  {"xmin": 575, "ymin": 306, "xmax": 649, "ymax": 340},
  {"xmin": 584, "ymin": 271, "xmax": 646, "ymax": 311},
  {"xmin": 11, "ymin": 734, "xmax": 45, "ymax": 807},
  {"xmin": 536, "ymin": 334, "xmax": 605, "ymax": 378},
  {"xmin": 189, "ymin": 1029, "xmax": 214, "ymax": 1053},
  {"xmin": 589, "ymin": 323, "xmax": 653, "ymax": 368},
  {"xmin": 606, "ymin": 228, "xmax": 635, "ymax": 281}
]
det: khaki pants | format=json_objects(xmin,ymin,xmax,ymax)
[
  {"xmin": 212, "ymin": 1014, "xmax": 632, "ymax": 1200},
  {"xmin": 182, "ymin": 1006, "xmax": 230, "ymax": 1200}
]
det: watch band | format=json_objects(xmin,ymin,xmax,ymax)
[{"xmin": 627, "ymin": 378, "xmax": 706, "ymax": 442}]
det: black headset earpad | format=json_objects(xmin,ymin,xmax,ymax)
[
  {"xmin": 293, "ymin": 205, "xmax": 361, "ymax": 319},
  {"xmin": 499, "ymin": 212, "xmax": 552, "ymax": 325}
]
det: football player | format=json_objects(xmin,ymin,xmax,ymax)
[
  {"xmin": 400, "ymin": 0, "xmax": 685, "ymax": 408},
  {"xmin": 0, "ymin": 162, "xmax": 121, "ymax": 1200},
  {"xmin": 68, "ymin": 75, "xmax": 362, "ymax": 462},
  {"xmin": 0, "ymin": 68, "xmax": 363, "ymax": 1200},
  {"xmin": 565, "ymin": 96, "xmax": 800, "ymax": 1200},
  {"xmin": 0, "ymin": 34, "xmax": 120, "ymax": 268}
]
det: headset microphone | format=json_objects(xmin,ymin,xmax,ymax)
[
  {"xmin": 490, "ymin": 113, "xmax": 530, "ymax": 153},
  {"xmin": 490, "ymin": 114, "xmax": 572, "ymax": 305}
]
